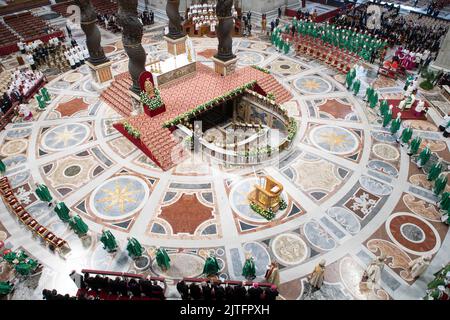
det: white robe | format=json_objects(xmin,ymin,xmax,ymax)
[{"xmin": 408, "ymin": 257, "xmax": 429, "ymax": 278}]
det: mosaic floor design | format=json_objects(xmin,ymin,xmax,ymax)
[{"xmin": 0, "ymin": 28, "xmax": 449, "ymax": 301}]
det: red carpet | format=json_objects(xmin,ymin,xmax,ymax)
[{"xmin": 386, "ymin": 99, "xmax": 428, "ymax": 121}]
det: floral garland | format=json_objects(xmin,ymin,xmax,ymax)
[
  {"xmin": 238, "ymin": 145, "xmax": 273, "ymax": 158},
  {"xmin": 163, "ymin": 81, "xmax": 257, "ymax": 128},
  {"xmin": 250, "ymin": 202, "xmax": 275, "ymax": 220},
  {"xmin": 287, "ymin": 118, "xmax": 298, "ymax": 141},
  {"xmin": 279, "ymin": 198, "xmax": 287, "ymax": 211},
  {"xmin": 123, "ymin": 122, "xmax": 141, "ymax": 139},
  {"xmin": 251, "ymin": 65, "xmax": 270, "ymax": 74},
  {"xmin": 140, "ymin": 89, "xmax": 164, "ymax": 111},
  {"xmin": 267, "ymin": 92, "xmax": 276, "ymax": 101}
]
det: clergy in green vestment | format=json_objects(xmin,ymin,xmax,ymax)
[
  {"xmin": 417, "ymin": 145, "xmax": 431, "ymax": 168},
  {"xmin": 398, "ymin": 126, "xmax": 413, "ymax": 145},
  {"xmin": 242, "ymin": 255, "xmax": 256, "ymax": 280},
  {"xmin": 126, "ymin": 237, "xmax": 143, "ymax": 258},
  {"xmin": 379, "ymin": 99, "xmax": 389, "ymax": 117},
  {"xmin": 69, "ymin": 215, "xmax": 89, "ymax": 236},
  {"xmin": 36, "ymin": 94, "xmax": 46, "ymax": 110},
  {"xmin": 54, "ymin": 202, "xmax": 70, "ymax": 222},
  {"xmin": 390, "ymin": 113, "xmax": 402, "ymax": 135},
  {"xmin": 0, "ymin": 281, "xmax": 13, "ymax": 296},
  {"xmin": 203, "ymin": 254, "xmax": 220, "ymax": 277},
  {"xmin": 352, "ymin": 79, "xmax": 361, "ymax": 96},
  {"xmin": 40, "ymin": 87, "xmax": 51, "ymax": 103},
  {"xmin": 433, "ymin": 174, "xmax": 448, "ymax": 196},
  {"xmin": 408, "ymin": 136, "xmax": 422, "ymax": 156},
  {"xmin": 155, "ymin": 247, "xmax": 170, "ymax": 271},
  {"xmin": 438, "ymin": 192, "xmax": 450, "ymax": 212},
  {"xmin": 345, "ymin": 70, "xmax": 354, "ymax": 89},
  {"xmin": 404, "ymin": 74, "xmax": 414, "ymax": 91},
  {"xmin": 277, "ymin": 37, "xmax": 284, "ymax": 52},
  {"xmin": 364, "ymin": 85, "xmax": 373, "ymax": 102},
  {"xmin": 2, "ymin": 251, "xmax": 17, "ymax": 264},
  {"xmin": 369, "ymin": 91, "xmax": 378, "ymax": 109},
  {"xmin": 0, "ymin": 159, "xmax": 6, "ymax": 175},
  {"xmin": 100, "ymin": 229, "xmax": 118, "ymax": 252},
  {"xmin": 15, "ymin": 258, "xmax": 38, "ymax": 276},
  {"xmin": 382, "ymin": 106, "xmax": 393, "ymax": 127},
  {"xmin": 427, "ymin": 162, "xmax": 444, "ymax": 182},
  {"xmin": 35, "ymin": 183, "xmax": 53, "ymax": 205},
  {"xmin": 283, "ymin": 39, "xmax": 290, "ymax": 55}
]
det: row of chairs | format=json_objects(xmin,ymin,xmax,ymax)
[
  {"xmin": 0, "ymin": 22, "xmax": 19, "ymax": 46},
  {"xmin": 289, "ymin": 34, "xmax": 360, "ymax": 74},
  {"xmin": 0, "ymin": 177, "xmax": 70, "ymax": 254},
  {"xmin": 4, "ymin": 12, "xmax": 51, "ymax": 40}
]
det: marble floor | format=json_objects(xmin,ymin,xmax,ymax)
[{"xmin": 0, "ymin": 19, "xmax": 449, "ymax": 301}]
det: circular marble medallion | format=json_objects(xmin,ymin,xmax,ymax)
[
  {"xmin": 269, "ymin": 60, "xmax": 303, "ymax": 75},
  {"xmin": 303, "ymin": 221, "xmax": 336, "ymax": 251},
  {"xmin": 310, "ymin": 125, "xmax": 359, "ymax": 155},
  {"xmin": 42, "ymin": 123, "xmax": 90, "ymax": 151},
  {"xmin": 250, "ymin": 42, "xmax": 268, "ymax": 50},
  {"xmin": 152, "ymin": 253, "xmax": 205, "ymax": 279},
  {"xmin": 386, "ymin": 213, "xmax": 440, "ymax": 255},
  {"xmin": 6, "ymin": 128, "xmax": 32, "ymax": 139},
  {"xmin": 0, "ymin": 139, "xmax": 28, "ymax": 157},
  {"xmin": 90, "ymin": 176, "xmax": 150, "ymax": 220},
  {"xmin": 294, "ymin": 75, "xmax": 332, "ymax": 94},
  {"xmin": 326, "ymin": 207, "xmax": 361, "ymax": 235},
  {"xmin": 271, "ymin": 233, "xmax": 308, "ymax": 265},
  {"xmin": 359, "ymin": 176, "xmax": 393, "ymax": 196},
  {"xmin": 229, "ymin": 178, "xmax": 287, "ymax": 223},
  {"xmin": 0, "ymin": 231, "xmax": 7, "ymax": 241},
  {"xmin": 237, "ymin": 51, "xmax": 265, "ymax": 66},
  {"xmin": 63, "ymin": 72, "xmax": 83, "ymax": 83},
  {"xmin": 367, "ymin": 160, "xmax": 399, "ymax": 178},
  {"xmin": 372, "ymin": 143, "xmax": 400, "ymax": 161},
  {"xmin": 63, "ymin": 165, "xmax": 82, "ymax": 177}
]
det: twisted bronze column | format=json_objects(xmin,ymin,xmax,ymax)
[
  {"xmin": 117, "ymin": 0, "xmax": 147, "ymax": 94},
  {"xmin": 74, "ymin": 0, "xmax": 108, "ymax": 65},
  {"xmin": 215, "ymin": 0, "xmax": 235, "ymax": 62},
  {"xmin": 166, "ymin": 0, "xmax": 184, "ymax": 39}
]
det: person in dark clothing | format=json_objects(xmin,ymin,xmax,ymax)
[
  {"xmin": 234, "ymin": 282, "xmax": 247, "ymax": 301},
  {"xmin": 189, "ymin": 282, "xmax": 202, "ymax": 300},
  {"xmin": 225, "ymin": 284, "xmax": 234, "ymax": 301},
  {"xmin": 66, "ymin": 24, "xmax": 72, "ymax": 38},
  {"xmin": 278, "ymin": 7, "xmax": 282, "ymax": 18},
  {"xmin": 213, "ymin": 283, "xmax": 225, "ymax": 301},
  {"xmin": 201, "ymin": 282, "xmax": 212, "ymax": 301},
  {"xmin": 264, "ymin": 285, "xmax": 279, "ymax": 301},
  {"xmin": 247, "ymin": 283, "xmax": 263, "ymax": 302},
  {"xmin": 270, "ymin": 20, "xmax": 275, "ymax": 34},
  {"xmin": 128, "ymin": 279, "xmax": 141, "ymax": 297},
  {"xmin": 118, "ymin": 278, "xmax": 128, "ymax": 296},
  {"xmin": 176, "ymin": 280, "xmax": 189, "ymax": 300}
]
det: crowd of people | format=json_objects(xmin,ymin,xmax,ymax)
[
  {"xmin": 67, "ymin": 272, "xmax": 166, "ymax": 300},
  {"xmin": 186, "ymin": 2, "xmax": 238, "ymax": 35},
  {"xmin": 334, "ymin": 3, "xmax": 448, "ymax": 59},
  {"xmin": 176, "ymin": 280, "xmax": 279, "ymax": 301}
]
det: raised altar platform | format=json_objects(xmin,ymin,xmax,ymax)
[{"xmin": 104, "ymin": 63, "xmax": 292, "ymax": 171}]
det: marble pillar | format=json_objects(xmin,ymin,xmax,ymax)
[
  {"xmin": 213, "ymin": 0, "xmax": 238, "ymax": 76},
  {"xmin": 117, "ymin": 0, "xmax": 147, "ymax": 94},
  {"xmin": 74, "ymin": 0, "xmax": 112, "ymax": 89},
  {"xmin": 165, "ymin": 0, "xmax": 187, "ymax": 56}
]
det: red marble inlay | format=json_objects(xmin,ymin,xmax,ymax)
[
  {"xmin": 159, "ymin": 193, "xmax": 214, "ymax": 234},
  {"xmin": 389, "ymin": 215, "xmax": 437, "ymax": 252},
  {"xmin": 55, "ymin": 98, "xmax": 89, "ymax": 117}
]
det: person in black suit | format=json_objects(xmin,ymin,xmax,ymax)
[
  {"xmin": 128, "ymin": 278, "xmax": 141, "ymax": 297},
  {"xmin": 234, "ymin": 282, "xmax": 247, "ymax": 301},
  {"xmin": 189, "ymin": 282, "xmax": 202, "ymax": 300},
  {"xmin": 212, "ymin": 283, "xmax": 225, "ymax": 301},
  {"xmin": 201, "ymin": 282, "xmax": 212, "ymax": 301},
  {"xmin": 264, "ymin": 285, "xmax": 279, "ymax": 301},
  {"xmin": 118, "ymin": 277, "xmax": 128, "ymax": 296},
  {"xmin": 248, "ymin": 283, "xmax": 262, "ymax": 302},
  {"xmin": 176, "ymin": 280, "xmax": 189, "ymax": 300}
]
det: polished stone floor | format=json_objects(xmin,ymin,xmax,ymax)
[{"xmin": 0, "ymin": 19, "xmax": 449, "ymax": 300}]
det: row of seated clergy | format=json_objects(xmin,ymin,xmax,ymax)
[{"xmin": 0, "ymin": 177, "xmax": 68, "ymax": 251}]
